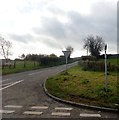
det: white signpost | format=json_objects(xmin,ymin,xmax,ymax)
[{"xmin": 62, "ymin": 51, "xmax": 71, "ymax": 70}]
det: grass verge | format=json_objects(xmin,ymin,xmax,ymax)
[{"xmin": 45, "ymin": 65, "xmax": 118, "ymax": 109}]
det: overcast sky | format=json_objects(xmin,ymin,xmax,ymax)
[{"xmin": 0, "ymin": 0, "xmax": 118, "ymax": 59}]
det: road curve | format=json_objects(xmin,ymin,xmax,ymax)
[{"xmin": 1, "ymin": 62, "xmax": 118, "ymax": 119}]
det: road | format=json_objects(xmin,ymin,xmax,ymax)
[{"xmin": 1, "ymin": 62, "xmax": 118, "ymax": 119}]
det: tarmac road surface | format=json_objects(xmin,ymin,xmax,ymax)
[{"xmin": 1, "ymin": 62, "xmax": 118, "ymax": 119}]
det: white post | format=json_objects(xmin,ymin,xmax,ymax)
[{"xmin": 105, "ymin": 44, "xmax": 108, "ymax": 92}]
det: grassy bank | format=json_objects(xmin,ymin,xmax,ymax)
[{"xmin": 45, "ymin": 65, "xmax": 118, "ymax": 109}]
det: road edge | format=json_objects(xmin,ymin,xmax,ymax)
[{"xmin": 43, "ymin": 78, "xmax": 118, "ymax": 113}]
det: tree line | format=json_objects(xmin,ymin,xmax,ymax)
[
  {"xmin": 0, "ymin": 34, "xmax": 107, "ymax": 62},
  {"xmin": 17, "ymin": 53, "xmax": 76, "ymax": 68}
]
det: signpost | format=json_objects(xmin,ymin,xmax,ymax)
[
  {"xmin": 62, "ymin": 51, "xmax": 71, "ymax": 70},
  {"xmin": 104, "ymin": 44, "xmax": 108, "ymax": 92}
]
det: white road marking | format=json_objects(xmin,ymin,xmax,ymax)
[
  {"xmin": 31, "ymin": 106, "xmax": 48, "ymax": 109},
  {"xmin": 23, "ymin": 111, "xmax": 43, "ymax": 115},
  {"xmin": 0, "ymin": 80, "xmax": 24, "ymax": 91},
  {"xmin": 28, "ymin": 71, "xmax": 43, "ymax": 76},
  {"xmin": 28, "ymin": 73, "xmax": 36, "ymax": 75},
  {"xmin": 0, "ymin": 82, "xmax": 13, "ymax": 87},
  {"xmin": 4, "ymin": 105, "xmax": 23, "ymax": 108},
  {"xmin": 0, "ymin": 110, "xmax": 15, "ymax": 114},
  {"xmin": 80, "ymin": 114, "xmax": 101, "ymax": 117},
  {"xmin": 55, "ymin": 107, "xmax": 73, "ymax": 111},
  {"xmin": 52, "ymin": 112, "xmax": 70, "ymax": 116}
]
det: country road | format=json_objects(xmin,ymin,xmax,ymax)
[{"xmin": 1, "ymin": 62, "xmax": 118, "ymax": 119}]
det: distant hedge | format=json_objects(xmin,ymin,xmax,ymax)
[
  {"xmin": 80, "ymin": 60, "xmax": 119, "ymax": 72},
  {"xmin": 81, "ymin": 56, "xmax": 97, "ymax": 61}
]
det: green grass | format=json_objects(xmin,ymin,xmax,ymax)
[
  {"xmin": 46, "ymin": 65, "xmax": 118, "ymax": 109},
  {"xmin": 99, "ymin": 58, "xmax": 118, "ymax": 66},
  {"xmin": 2, "ymin": 61, "xmax": 41, "ymax": 75},
  {"xmin": 108, "ymin": 58, "xmax": 118, "ymax": 65},
  {"xmin": 1, "ymin": 60, "xmax": 66, "ymax": 75}
]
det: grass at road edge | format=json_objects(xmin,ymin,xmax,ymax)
[{"xmin": 45, "ymin": 65, "xmax": 118, "ymax": 109}]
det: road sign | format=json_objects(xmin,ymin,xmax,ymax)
[
  {"xmin": 62, "ymin": 51, "xmax": 71, "ymax": 58},
  {"xmin": 62, "ymin": 50, "xmax": 71, "ymax": 71}
]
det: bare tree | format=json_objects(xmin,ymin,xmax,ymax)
[
  {"xmin": 0, "ymin": 35, "xmax": 12, "ymax": 62},
  {"xmin": 84, "ymin": 35, "xmax": 104, "ymax": 58}
]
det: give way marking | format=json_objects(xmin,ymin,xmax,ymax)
[{"xmin": 0, "ymin": 80, "xmax": 24, "ymax": 91}]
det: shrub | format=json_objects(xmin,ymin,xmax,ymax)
[
  {"xmin": 81, "ymin": 56, "xmax": 97, "ymax": 61},
  {"xmin": 80, "ymin": 61, "xmax": 119, "ymax": 72}
]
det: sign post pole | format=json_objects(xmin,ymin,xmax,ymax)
[
  {"xmin": 62, "ymin": 51, "xmax": 71, "ymax": 71},
  {"xmin": 66, "ymin": 56, "xmax": 68, "ymax": 70}
]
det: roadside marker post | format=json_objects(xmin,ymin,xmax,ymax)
[
  {"xmin": 62, "ymin": 51, "xmax": 71, "ymax": 71},
  {"xmin": 104, "ymin": 44, "xmax": 108, "ymax": 92}
]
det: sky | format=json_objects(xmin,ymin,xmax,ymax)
[{"xmin": 0, "ymin": 0, "xmax": 118, "ymax": 59}]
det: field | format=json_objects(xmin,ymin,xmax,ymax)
[
  {"xmin": 1, "ymin": 59, "xmax": 66, "ymax": 75},
  {"xmin": 99, "ymin": 58, "xmax": 118, "ymax": 66},
  {"xmin": 46, "ymin": 58, "xmax": 119, "ymax": 109},
  {"xmin": 2, "ymin": 61, "xmax": 40, "ymax": 75}
]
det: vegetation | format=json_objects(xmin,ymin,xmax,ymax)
[
  {"xmin": 0, "ymin": 35, "xmax": 12, "ymax": 62},
  {"xmin": 83, "ymin": 35, "xmax": 104, "ymax": 58},
  {"xmin": 80, "ymin": 56, "xmax": 119, "ymax": 72},
  {"xmin": 2, "ymin": 54, "xmax": 76, "ymax": 75},
  {"xmin": 2, "ymin": 60, "xmax": 40, "ymax": 75},
  {"xmin": 46, "ymin": 65, "xmax": 118, "ymax": 109}
]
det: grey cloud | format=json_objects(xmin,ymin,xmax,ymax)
[
  {"xmin": 9, "ymin": 34, "xmax": 33, "ymax": 43},
  {"xmin": 92, "ymin": 2, "xmax": 116, "ymax": 41},
  {"xmin": 66, "ymin": 1, "xmax": 116, "ymax": 45},
  {"xmin": 33, "ymin": 1, "xmax": 116, "ymax": 52},
  {"xmin": 40, "ymin": 37, "xmax": 63, "ymax": 49},
  {"xmin": 33, "ymin": 17, "xmax": 66, "ymax": 39}
]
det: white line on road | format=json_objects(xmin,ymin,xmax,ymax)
[
  {"xmin": 31, "ymin": 106, "xmax": 48, "ymax": 109},
  {"xmin": 28, "ymin": 71, "xmax": 43, "ymax": 76},
  {"xmin": 80, "ymin": 114, "xmax": 101, "ymax": 117},
  {"xmin": 4, "ymin": 105, "xmax": 23, "ymax": 108},
  {"xmin": 0, "ymin": 80, "xmax": 24, "ymax": 91},
  {"xmin": 55, "ymin": 107, "xmax": 73, "ymax": 111},
  {"xmin": 52, "ymin": 112, "xmax": 70, "ymax": 116},
  {"xmin": 0, "ymin": 82, "xmax": 13, "ymax": 87},
  {"xmin": 28, "ymin": 73, "xmax": 36, "ymax": 75},
  {"xmin": 0, "ymin": 110, "xmax": 15, "ymax": 114},
  {"xmin": 23, "ymin": 111, "xmax": 43, "ymax": 115}
]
